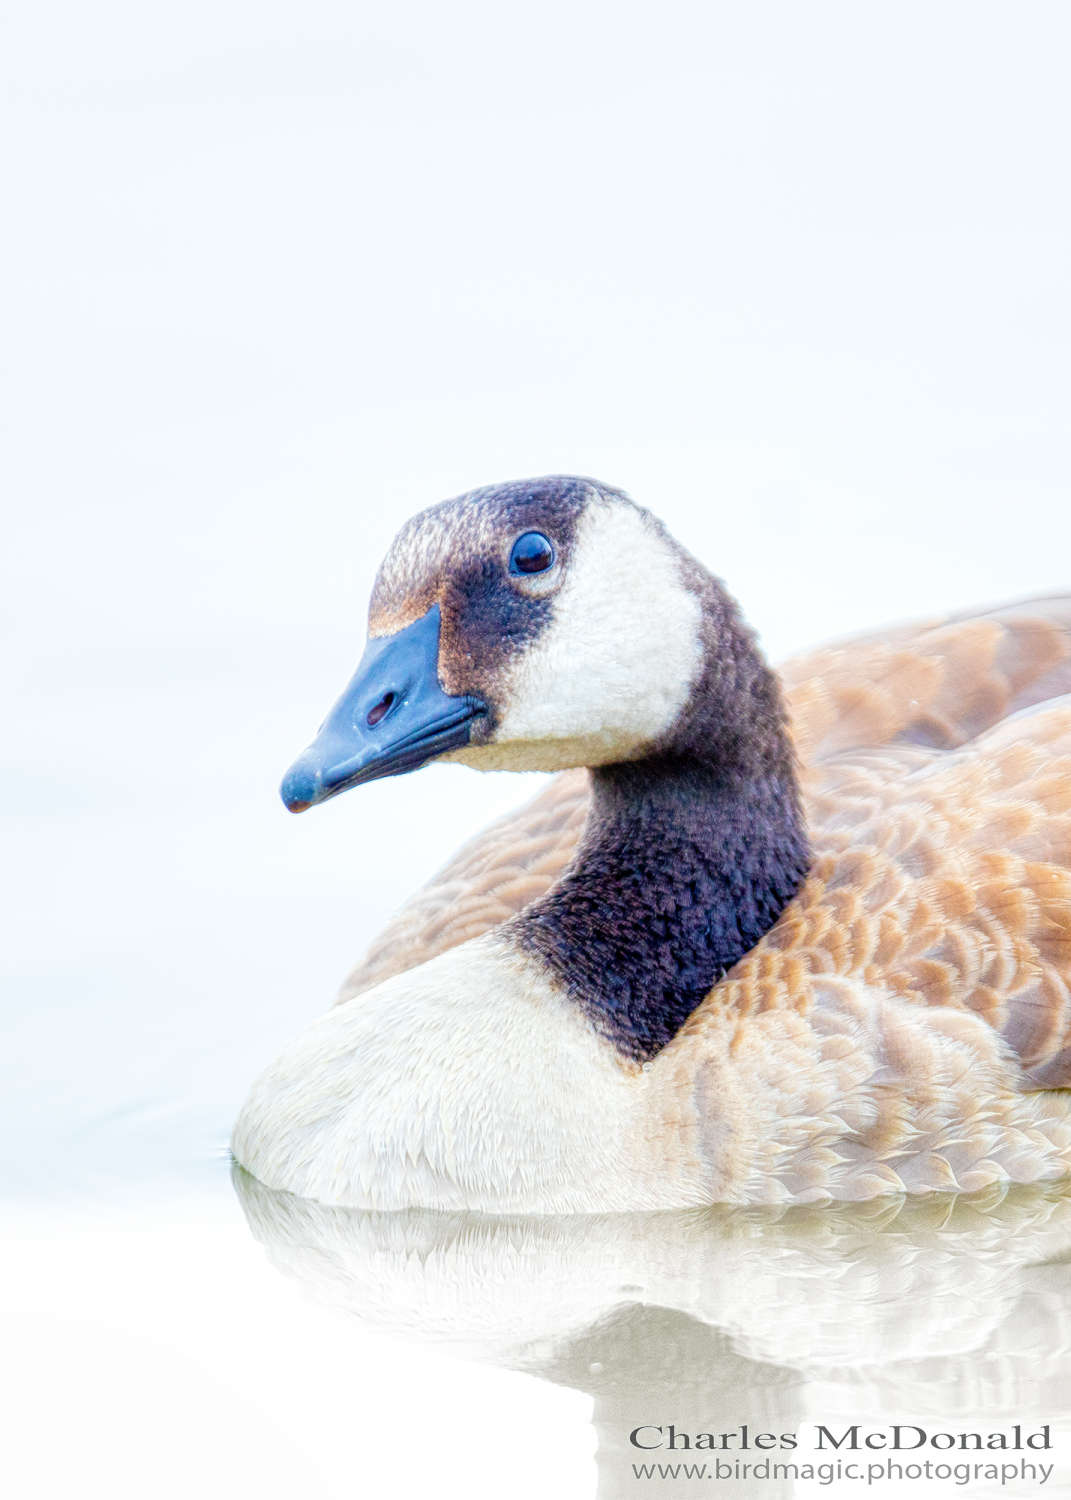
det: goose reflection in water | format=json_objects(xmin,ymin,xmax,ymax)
[{"xmin": 233, "ymin": 1169, "xmax": 1071, "ymax": 1497}]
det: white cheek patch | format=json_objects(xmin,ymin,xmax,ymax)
[{"xmin": 487, "ymin": 502, "xmax": 703, "ymax": 768}]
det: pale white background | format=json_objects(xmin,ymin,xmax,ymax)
[{"xmin": 2, "ymin": 3, "xmax": 1070, "ymax": 1496}]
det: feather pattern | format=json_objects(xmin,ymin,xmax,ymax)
[{"xmin": 340, "ymin": 595, "xmax": 1071, "ymax": 1097}]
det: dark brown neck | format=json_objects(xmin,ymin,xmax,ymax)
[{"xmin": 510, "ymin": 581, "xmax": 811, "ymax": 1061}]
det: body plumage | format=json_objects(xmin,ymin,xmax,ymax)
[{"xmin": 234, "ymin": 477, "xmax": 1071, "ymax": 1210}]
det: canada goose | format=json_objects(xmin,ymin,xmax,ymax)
[{"xmin": 233, "ymin": 475, "xmax": 1071, "ymax": 1211}]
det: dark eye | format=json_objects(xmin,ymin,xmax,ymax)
[{"xmin": 509, "ymin": 531, "xmax": 556, "ymax": 575}]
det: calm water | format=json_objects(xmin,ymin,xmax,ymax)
[
  {"xmin": 233, "ymin": 1172, "xmax": 1071, "ymax": 1498},
  {"xmin": 3, "ymin": 1173, "xmax": 1068, "ymax": 1498}
]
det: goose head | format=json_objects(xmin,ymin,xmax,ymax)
[{"xmin": 280, "ymin": 474, "xmax": 787, "ymax": 811}]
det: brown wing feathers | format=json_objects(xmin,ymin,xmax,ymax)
[
  {"xmin": 741, "ymin": 698, "xmax": 1071, "ymax": 1085},
  {"xmin": 780, "ymin": 594, "xmax": 1071, "ymax": 760},
  {"xmin": 338, "ymin": 594, "xmax": 1071, "ymax": 1087}
]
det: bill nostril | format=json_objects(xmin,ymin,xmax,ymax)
[{"xmin": 366, "ymin": 692, "xmax": 396, "ymax": 728}]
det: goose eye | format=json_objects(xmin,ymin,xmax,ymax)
[{"xmin": 509, "ymin": 532, "xmax": 556, "ymax": 575}]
